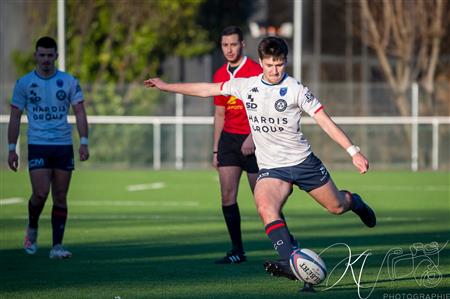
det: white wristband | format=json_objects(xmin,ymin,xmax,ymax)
[
  {"xmin": 346, "ymin": 145, "xmax": 360, "ymax": 157},
  {"xmin": 80, "ymin": 137, "xmax": 89, "ymax": 145},
  {"xmin": 8, "ymin": 143, "xmax": 16, "ymax": 151}
]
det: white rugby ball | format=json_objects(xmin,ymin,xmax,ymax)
[{"xmin": 289, "ymin": 248, "xmax": 327, "ymax": 285}]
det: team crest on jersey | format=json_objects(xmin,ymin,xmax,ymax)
[
  {"xmin": 57, "ymin": 79, "xmax": 64, "ymax": 87},
  {"xmin": 279, "ymin": 87, "xmax": 287, "ymax": 96},
  {"xmin": 56, "ymin": 90, "xmax": 67, "ymax": 101},
  {"xmin": 274, "ymin": 99, "xmax": 287, "ymax": 112},
  {"xmin": 305, "ymin": 90, "xmax": 315, "ymax": 103}
]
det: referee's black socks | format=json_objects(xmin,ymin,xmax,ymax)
[{"xmin": 222, "ymin": 203, "xmax": 244, "ymax": 253}]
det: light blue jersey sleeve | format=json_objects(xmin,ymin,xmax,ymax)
[
  {"xmin": 69, "ymin": 77, "xmax": 84, "ymax": 105},
  {"xmin": 11, "ymin": 75, "xmax": 30, "ymax": 111}
]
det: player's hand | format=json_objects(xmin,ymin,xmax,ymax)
[
  {"xmin": 79, "ymin": 144, "xmax": 89, "ymax": 161},
  {"xmin": 352, "ymin": 152, "xmax": 369, "ymax": 174},
  {"xmin": 144, "ymin": 78, "xmax": 166, "ymax": 90},
  {"xmin": 241, "ymin": 135, "xmax": 255, "ymax": 156},
  {"xmin": 212, "ymin": 153, "xmax": 219, "ymax": 170},
  {"xmin": 8, "ymin": 151, "xmax": 19, "ymax": 172}
]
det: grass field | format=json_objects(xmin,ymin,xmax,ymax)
[{"xmin": 1, "ymin": 169, "xmax": 449, "ymax": 299}]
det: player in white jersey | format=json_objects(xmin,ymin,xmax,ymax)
[
  {"xmin": 144, "ymin": 36, "xmax": 376, "ymax": 280},
  {"xmin": 7, "ymin": 36, "xmax": 89, "ymax": 259}
]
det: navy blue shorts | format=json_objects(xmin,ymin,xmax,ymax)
[
  {"xmin": 218, "ymin": 131, "xmax": 259, "ymax": 173},
  {"xmin": 256, "ymin": 153, "xmax": 330, "ymax": 192},
  {"xmin": 28, "ymin": 144, "xmax": 74, "ymax": 171}
]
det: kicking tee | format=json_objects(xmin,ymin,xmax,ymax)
[
  {"xmin": 11, "ymin": 70, "xmax": 84, "ymax": 145},
  {"xmin": 213, "ymin": 56, "xmax": 262, "ymax": 134},
  {"xmin": 220, "ymin": 73, "xmax": 323, "ymax": 169}
]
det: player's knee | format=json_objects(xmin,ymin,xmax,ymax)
[
  {"xmin": 33, "ymin": 190, "xmax": 49, "ymax": 202},
  {"xmin": 52, "ymin": 191, "xmax": 68, "ymax": 204},
  {"xmin": 221, "ymin": 190, "xmax": 237, "ymax": 205},
  {"xmin": 256, "ymin": 201, "xmax": 276, "ymax": 220}
]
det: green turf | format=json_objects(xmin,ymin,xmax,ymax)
[{"xmin": 1, "ymin": 169, "xmax": 449, "ymax": 298}]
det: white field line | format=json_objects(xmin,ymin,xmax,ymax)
[
  {"xmin": 126, "ymin": 182, "xmax": 165, "ymax": 192},
  {"xmin": 358, "ymin": 185, "xmax": 448, "ymax": 192},
  {"xmin": 12, "ymin": 214, "xmax": 255, "ymax": 221},
  {"xmin": 10, "ymin": 214, "xmax": 432, "ymax": 222},
  {"xmin": 0, "ymin": 198, "xmax": 24, "ymax": 205},
  {"xmin": 70, "ymin": 200, "xmax": 198, "ymax": 207}
]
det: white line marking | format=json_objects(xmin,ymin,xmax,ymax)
[
  {"xmin": 359, "ymin": 185, "xmax": 448, "ymax": 192},
  {"xmin": 0, "ymin": 198, "xmax": 24, "ymax": 205},
  {"xmin": 126, "ymin": 182, "xmax": 165, "ymax": 192},
  {"xmin": 70, "ymin": 200, "xmax": 198, "ymax": 207},
  {"xmin": 12, "ymin": 214, "xmax": 238, "ymax": 221}
]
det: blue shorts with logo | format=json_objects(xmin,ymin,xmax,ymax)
[
  {"xmin": 28, "ymin": 144, "xmax": 74, "ymax": 171},
  {"xmin": 256, "ymin": 153, "xmax": 330, "ymax": 192}
]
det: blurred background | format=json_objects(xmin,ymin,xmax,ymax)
[{"xmin": 1, "ymin": 0, "xmax": 449, "ymax": 171}]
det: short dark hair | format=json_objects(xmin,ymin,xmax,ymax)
[
  {"xmin": 221, "ymin": 26, "xmax": 243, "ymax": 42},
  {"xmin": 35, "ymin": 36, "xmax": 57, "ymax": 51},
  {"xmin": 257, "ymin": 36, "xmax": 288, "ymax": 60}
]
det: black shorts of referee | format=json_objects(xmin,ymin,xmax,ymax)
[{"xmin": 217, "ymin": 131, "xmax": 258, "ymax": 173}]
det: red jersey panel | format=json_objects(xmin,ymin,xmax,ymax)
[{"xmin": 213, "ymin": 56, "xmax": 262, "ymax": 134}]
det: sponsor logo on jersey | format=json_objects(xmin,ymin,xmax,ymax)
[
  {"xmin": 305, "ymin": 90, "xmax": 315, "ymax": 103},
  {"xmin": 57, "ymin": 79, "xmax": 64, "ymax": 87},
  {"xmin": 226, "ymin": 96, "xmax": 244, "ymax": 110},
  {"xmin": 56, "ymin": 90, "xmax": 67, "ymax": 101},
  {"xmin": 279, "ymin": 87, "xmax": 287, "ymax": 96},
  {"xmin": 249, "ymin": 115, "xmax": 287, "ymax": 133},
  {"xmin": 76, "ymin": 84, "xmax": 82, "ymax": 93},
  {"xmin": 29, "ymin": 90, "xmax": 41, "ymax": 104},
  {"xmin": 31, "ymin": 105, "xmax": 67, "ymax": 121},
  {"xmin": 30, "ymin": 83, "xmax": 38, "ymax": 88},
  {"xmin": 250, "ymin": 87, "xmax": 259, "ymax": 93},
  {"xmin": 246, "ymin": 102, "xmax": 258, "ymax": 110},
  {"xmin": 274, "ymin": 99, "xmax": 287, "ymax": 112},
  {"xmin": 227, "ymin": 96, "xmax": 237, "ymax": 105},
  {"xmin": 246, "ymin": 94, "xmax": 257, "ymax": 110}
]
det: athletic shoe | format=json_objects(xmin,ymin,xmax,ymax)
[
  {"xmin": 351, "ymin": 193, "xmax": 376, "ymax": 228},
  {"xmin": 214, "ymin": 250, "xmax": 247, "ymax": 264},
  {"xmin": 24, "ymin": 227, "xmax": 38, "ymax": 255},
  {"xmin": 264, "ymin": 259, "xmax": 298, "ymax": 281},
  {"xmin": 49, "ymin": 244, "xmax": 72, "ymax": 259}
]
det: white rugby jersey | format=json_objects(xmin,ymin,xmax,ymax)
[
  {"xmin": 221, "ymin": 73, "xmax": 323, "ymax": 169},
  {"xmin": 11, "ymin": 70, "xmax": 84, "ymax": 145}
]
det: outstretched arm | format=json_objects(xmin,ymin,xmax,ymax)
[
  {"xmin": 313, "ymin": 109, "xmax": 369, "ymax": 174},
  {"xmin": 144, "ymin": 78, "xmax": 223, "ymax": 98}
]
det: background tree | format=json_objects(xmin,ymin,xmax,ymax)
[
  {"xmin": 12, "ymin": 0, "xmax": 214, "ymax": 116},
  {"xmin": 355, "ymin": 0, "xmax": 449, "ymax": 116}
]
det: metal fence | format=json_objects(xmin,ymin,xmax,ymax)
[{"xmin": 1, "ymin": 115, "xmax": 449, "ymax": 171}]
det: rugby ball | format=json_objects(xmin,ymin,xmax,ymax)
[{"xmin": 289, "ymin": 248, "xmax": 327, "ymax": 285}]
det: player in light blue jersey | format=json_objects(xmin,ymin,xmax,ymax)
[
  {"xmin": 7, "ymin": 36, "xmax": 89, "ymax": 259},
  {"xmin": 144, "ymin": 36, "xmax": 376, "ymax": 281}
]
